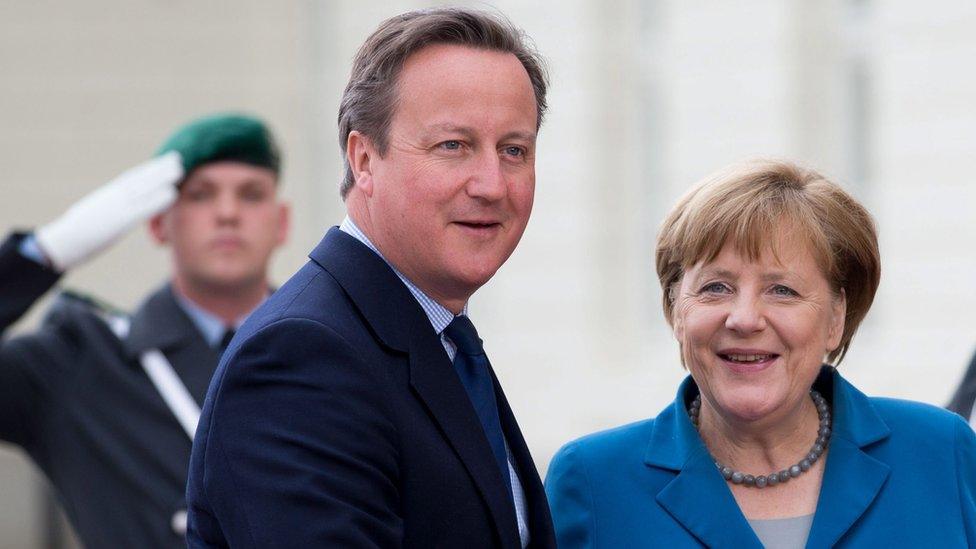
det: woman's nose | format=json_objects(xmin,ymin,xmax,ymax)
[{"xmin": 725, "ymin": 296, "xmax": 767, "ymax": 334}]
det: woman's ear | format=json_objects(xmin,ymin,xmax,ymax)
[{"xmin": 827, "ymin": 288, "xmax": 847, "ymax": 353}]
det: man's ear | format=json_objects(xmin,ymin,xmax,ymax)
[
  {"xmin": 148, "ymin": 212, "xmax": 169, "ymax": 245},
  {"xmin": 274, "ymin": 202, "xmax": 291, "ymax": 247},
  {"xmin": 346, "ymin": 131, "xmax": 375, "ymax": 197}
]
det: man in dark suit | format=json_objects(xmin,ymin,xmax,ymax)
[
  {"xmin": 948, "ymin": 349, "xmax": 976, "ymax": 428},
  {"xmin": 186, "ymin": 8, "xmax": 555, "ymax": 548},
  {"xmin": 0, "ymin": 113, "xmax": 289, "ymax": 547}
]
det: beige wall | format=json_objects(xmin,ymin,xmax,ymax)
[{"xmin": 2, "ymin": 0, "xmax": 975, "ymax": 545}]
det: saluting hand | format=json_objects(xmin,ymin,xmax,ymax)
[{"xmin": 35, "ymin": 151, "xmax": 184, "ymax": 271}]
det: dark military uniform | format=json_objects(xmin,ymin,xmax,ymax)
[
  {"xmin": 948, "ymin": 349, "xmax": 976, "ymax": 425},
  {"xmin": 0, "ymin": 233, "xmax": 218, "ymax": 548}
]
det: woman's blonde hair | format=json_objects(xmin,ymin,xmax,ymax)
[{"xmin": 656, "ymin": 159, "xmax": 880, "ymax": 364}]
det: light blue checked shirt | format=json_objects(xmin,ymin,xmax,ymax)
[{"xmin": 339, "ymin": 217, "xmax": 529, "ymax": 547}]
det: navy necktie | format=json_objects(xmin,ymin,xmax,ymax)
[
  {"xmin": 218, "ymin": 328, "xmax": 235, "ymax": 357},
  {"xmin": 443, "ymin": 315, "xmax": 513, "ymax": 497}
]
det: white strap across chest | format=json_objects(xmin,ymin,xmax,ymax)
[
  {"xmin": 139, "ymin": 349, "xmax": 201, "ymax": 440},
  {"xmin": 107, "ymin": 314, "xmax": 201, "ymax": 441}
]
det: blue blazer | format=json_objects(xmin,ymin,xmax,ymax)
[
  {"xmin": 186, "ymin": 228, "xmax": 555, "ymax": 548},
  {"xmin": 546, "ymin": 368, "xmax": 976, "ymax": 548}
]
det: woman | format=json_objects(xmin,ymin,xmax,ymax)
[{"xmin": 545, "ymin": 160, "xmax": 976, "ymax": 548}]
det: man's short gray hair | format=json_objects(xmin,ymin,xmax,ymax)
[{"xmin": 337, "ymin": 7, "xmax": 549, "ymax": 199}]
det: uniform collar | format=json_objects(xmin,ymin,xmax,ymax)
[
  {"xmin": 171, "ymin": 288, "xmax": 264, "ymax": 348},
  {"xmin": 123, "ymin": 284, "xmax": 202, "ymax": 358}
]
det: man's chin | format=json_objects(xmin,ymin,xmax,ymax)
[
  {"xmin": 189, "ymin": 267, "xmax": 264, "ymax": 292},
  {"xmin": 453, "ymin": 263, "xmax": 503, "ymax": 292}
]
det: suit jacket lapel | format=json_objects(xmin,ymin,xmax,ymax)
[
  {"xmin": 646, "ymin": 379, "xmax": 762, "ymax": 548},
  {"xmin": 492, "ymin": 369, "xmax": 556, "ymax": 548},
  {"xmin": 807, "ymin": 369, "xmax": 891, "ymax": 547},
  {"xmin": 313, "ymin": 228, "xmax": 522, "ymax": 546},
  {"xmin": 408, "ymin": 335, "xmax": 522, "ymax": 547},
  {"xmin": 123, "ymin": 284, "xmax": 217, "ymax": 403}
]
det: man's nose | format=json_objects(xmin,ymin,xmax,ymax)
[
  {"xmin": 465, "ymin": 151, "xmax": 506, "ymax": 201},
  {"xmin": 215, "ymin": 193, "xmax": 240, "ymax": 222},
  {"xmin": 725, "ymin": 295, "xmax": 767, "ymax": 334}
]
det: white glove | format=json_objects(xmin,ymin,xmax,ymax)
[{"xmin": 35, "ymin": 151, "xmax": 184, "ymax": 271}]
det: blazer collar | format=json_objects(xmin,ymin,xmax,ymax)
[
  {"xmin": 310, "ymin": 227, "xmax": 523, "ymax": 546},
  {"xmin": 643, "ymin": 367, "xmax": 892, "ymax": 548}
]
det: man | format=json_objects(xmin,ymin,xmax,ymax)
[
  {"xmin": 187, "ymin": 8, "xmax": 555, "ymax": 548},
  {"xmin": 948, "ymin": 349, "xmax": 976, "ymax": 429},
  {"xmin": 0, "ymin": 113, "xmax": 289, "ymax": 548}
]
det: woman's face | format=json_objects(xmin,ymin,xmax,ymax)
[{"xmin": 672, "ymin": 234, "xmax": 846, "ymax": 424}]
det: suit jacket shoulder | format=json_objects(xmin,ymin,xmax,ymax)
[{"xmin": 189, "ymin": 227, "xmax": 552, "ymax": 548}]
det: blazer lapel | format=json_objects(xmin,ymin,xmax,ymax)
[
  {"xmin": 806, "ymin": 369, "xmax": 891, "ymax": 547},
  {"xmin": 646, "ymin": 380, "xmax": 762, "ymax": 548},
  {"xmin": 314, "ymin": 228, "xmax": 522, "ymax": 546}
]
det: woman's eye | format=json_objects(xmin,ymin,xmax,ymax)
[
  {"xmin": 700, "ymin": 282, "xmax": 729, "ymax": 294},
  {"xmin": 771, "ymin": 285, "xmax": 798, "ymax": 297}
]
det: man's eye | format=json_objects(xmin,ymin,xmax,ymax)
[
  {"xmin": 183, "ymin": 188, "xmax": 213, "ymax": 201},
  {"xmin": 240, "ymin": 188, "xmax": 268, "ymax": 202},
  {"xmin": 440, "ymin": 140, "xmax": 462, "ymax": 151},
  {"xmin": 503, "ymin": 146, "xmax": 525, "ymax": 157}
]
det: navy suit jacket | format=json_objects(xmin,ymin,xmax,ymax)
[
  {"xmin": 546, "ymin": 367, "xmax": 976, "ymax": 548},
  {"xmin": 186, "ymin": 228, "xmax": 555, "ymax": 548}
]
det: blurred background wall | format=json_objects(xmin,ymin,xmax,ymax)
[{"xmin": 2, "ymin": 0, "xmax": 974, "ymax": 546}]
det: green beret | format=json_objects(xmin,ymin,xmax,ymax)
[{"xmin": 156, "ymin": 113, "xmax": 281, "ymax": 176}]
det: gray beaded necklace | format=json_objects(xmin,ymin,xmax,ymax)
[{"xmin": 688, "ymin": 390, "xmax": 831, "ymax": 489}]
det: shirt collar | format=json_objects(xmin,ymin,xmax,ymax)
[
  {"xmin": 339, "ymin": 216, "xmax": 466, "ymax": 336},
  {"xmin": 172, "ymin": 288, "xmax": 264, "ymax": 348}
]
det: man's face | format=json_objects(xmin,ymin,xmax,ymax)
[
  {"xmin": 355, "ymin": 44, "xmax": 538, "ymax": 310},
  {"xmin": 150, "ymin": 161, "xmax": 288, "ymax": 292}
]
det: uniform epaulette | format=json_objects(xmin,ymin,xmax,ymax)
[{"xmin": 58, "ymin": 289, "xmax": 126, "ymax": 316}]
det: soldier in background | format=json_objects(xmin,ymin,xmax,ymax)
[
  {"xmin": 948, "ymin": 349, "xmax": 976, "ymax": 429},
  {"xmin": 0, "ymin": 113, "xmax": 290, "ymax": 547}
]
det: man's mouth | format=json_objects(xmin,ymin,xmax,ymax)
[
  {"xmin": 454, "ymin": 220, "xmax": 501, "ymax": 231},
  {"xmin": 212, "ymin": 237, "xmax": 244, "ymax": 249}
]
